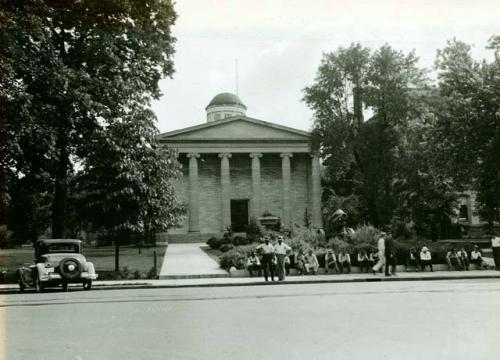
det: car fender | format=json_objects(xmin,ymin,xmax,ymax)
[
  {"xmin": 35, "ymin": 263, "xmax": 48, "ymax": 278},
  {"xmin": 85, "ymin": 261, "xmax": 96, "ymax": 275}
]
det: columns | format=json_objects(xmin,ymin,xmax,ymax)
[
  {"xmin": 250, "ymin": 153, "xmax": 262, "ymax": 218},
  {"xmin": 219, "ymin": 153, "xmax": 232, "ymax": 231},
  {"xmin": 280, "ymin": 153, "xmax": 293, "ymax": 227},
  {"xmin": 187, "ymin": 153, "xmax": 200, "ymax": 232},
  {"xmin": 311, "ymin": 153, "xmax": 322, "ymax": 228}
]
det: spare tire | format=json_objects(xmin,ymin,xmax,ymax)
[{"xmin": 58, "ymin": 258, "xmax": 82, "ymax": 280}]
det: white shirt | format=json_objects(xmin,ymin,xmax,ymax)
[
  {"xmin": 377, "ymin": 237, "xmax": 385, "ymax": 252},
  {"xmin": 256, "ymin": 243, "xmax": 274, "ymax": 254},
  {"xmin": 471, "ymin": 250, "xmax": 482, "ymax": 260},
  {"xmin": 274, "ymin": 242, "xmax": 291, "ymax": 255},
  {"xmin": 420, "ymin": 251, "xmax": 431, "ymax": 261}
]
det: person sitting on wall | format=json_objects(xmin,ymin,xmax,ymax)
[
  {"xmin": 357, "ymin": 249, "xmax": 370, "ymax": 273},
  {"xmin": 294, "ymin": 249, "xmax": 306, "ymax": 275},
  {"xmin": 471, "ymin": 245, "xmax": 489, "ymax": 269},
  {"xmin": 369, "ymin": 248, "xmax": 381, "ymax": 272},
  {"xmin": 446, "ymin": 248, "xmax": 462, "ymax": 271},
  {"xmin": 338, "ymin": 249, "xmax": 351, "ymax": 274},
  {"xmin": 420, "ymin": 246, "xmax": 433, "ymax": 272},
  {"xmin": 457, "ymin": 247, "xmax": 470, "ymax": 271},
  {"xmin": 246, "ymin": 252, "xmax": 262, "ymax": 277},
  {"xmin": 284, "ymin": 255, "xmax": 291, "ymax": 276},
  {"xmin": 324, "ymin": 249, "xmax": 339, "ymax": 274},
  {"xmin": 406, "ymin": 247, "xmax": 420, "ymax": 272},
  {"xmin": 304, "ymin": 249, "xmax": 319, "ymax": 275}
]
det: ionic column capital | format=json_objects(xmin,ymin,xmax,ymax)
[
  {"xmin": 187, "ymin": 153, "xmax": 200, "ymax": 159},
  {"xmin": 218, "ymin": 153, "xmax": 232, "ymax": 159},
  {"xmin": 280, "ymin": 152, "xmax": 293, "ymax": 158},
  {"xmin": 249, "ymin": 152, "xmax": 263, "ymax": 159}
]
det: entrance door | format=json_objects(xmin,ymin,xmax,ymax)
[{"xmin": 231, "ymin": 200, "xmax": 249, "ymax": 232}]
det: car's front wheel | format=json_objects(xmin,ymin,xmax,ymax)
[{"xmin": 83, "ymin": 279, "xmax": 92, "ymax": 290}]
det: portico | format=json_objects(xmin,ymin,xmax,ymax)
[{"xmin": 158, "ymin": 93, "xmax": 322, "ymax": 239}]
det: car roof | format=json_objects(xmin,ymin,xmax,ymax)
[{"xmin": 36, "ymin": 239, "xmax": 82, "ymax": 245}]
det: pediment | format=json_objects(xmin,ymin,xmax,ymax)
[{"xmin": 158, "ymin": 116, "xmax": 310, "ymax": 141}]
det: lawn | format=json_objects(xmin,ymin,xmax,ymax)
[{"xmin": 0, "ymin": 245, "xmax": 167, "ymax": 283}]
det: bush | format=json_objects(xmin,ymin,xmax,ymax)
[
  {"xmin": 206, "ymin": 236, "xmax": 221, "ymax": 249},
  {"xmin": 219, "ymin": 245, "xmax": 257, "ymax": 270}
]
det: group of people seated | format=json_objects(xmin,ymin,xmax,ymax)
[
  {"xmin": 245, "ymin": 237, "xmax": 489, "ymax": 277},
  {"xmin": 405, "ymin": 244, "xmax": 488, "ymax": 271}
]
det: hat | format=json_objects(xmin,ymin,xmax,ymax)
[
  {"xmin": 380, "ymin": 232, "xmax": 387, "ymax": 237},
  {"xmin": 327, "ymin": 249, "xmax": 333, "ymax": 253},
  {"xmin": 422, "ymin": 246, "xmax": 429, "ymax": 252},
  {"xmin": 474, "ymin": 245, "xmax": 479, "ymax": 249},
  {"xmin": 277, "ymin": 235, "xmax": 284, "ymax": 241}
]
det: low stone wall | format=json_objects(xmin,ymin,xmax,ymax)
[{"xmin": 229, "ymin": 263, "xmax": 489, "ymax": 277}]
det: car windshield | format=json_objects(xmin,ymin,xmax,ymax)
[{"xmin": 43, "ymin": 244, "xmax": 80, "ymax": 254}]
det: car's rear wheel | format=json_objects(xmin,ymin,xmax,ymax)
[{"xmin": 83, "ymin": 279, "xmax": 92, "ymax": 290}]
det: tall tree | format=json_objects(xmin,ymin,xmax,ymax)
[
  {"xmin": 304, "ymin": 43, "xmax": 426, "ymax": 228},
  {"xmin": 434, "ymin": 36, "xmax": 500, "ymax": 226},
  {"xmin": 73, "ymin": 106, "xmax": 184, "ymax": 270},
  {"xmin": 2, "ymin": 0, "xmax": 177, "ymax": 240}
]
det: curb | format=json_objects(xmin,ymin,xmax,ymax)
[{"xmin": 1, "ymin": 272, "xmax": 500, "ymax": 294}]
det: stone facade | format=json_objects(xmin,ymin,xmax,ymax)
[{"xmin": 158, "ymin": 93, "xmax": 322, "ymax": 240}]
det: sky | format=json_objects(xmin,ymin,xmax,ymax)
[{"xmin": 151, "ymin": 0, "xmax": 500, "ymax": 134}]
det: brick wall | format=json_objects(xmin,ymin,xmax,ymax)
[{"xmin": 169, "ymin": 153, "xmax": 311, "ymax": 234}]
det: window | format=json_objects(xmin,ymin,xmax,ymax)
[{"xmin": 459, "ymin": 204, "xmax": 469, "ymax": 221}]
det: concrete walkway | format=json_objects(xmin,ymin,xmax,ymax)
[{"xmin": 158, "ymin": 243, "xmax": 229, "ymax": 279}]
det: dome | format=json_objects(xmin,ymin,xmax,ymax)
[{"xmin": 206, "ymin": 92, "xmax": 247, "ymax": 110}]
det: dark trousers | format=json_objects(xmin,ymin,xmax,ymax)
[
  {"xmin": 339, "ymin": 260, "xmax": 351, "ymax": 273},
  {"xmin": 385, "ymin": 253, "xmax": 396, "ymax": 275},
  {"xmin": 261, "ymin": 254, "xmax": 275, "ymax": 281},
  {"xmin": 406, "ymin": 258, "xmax": 420, "ymax": 271},
  {"xmin": 358, "ymin": 259, "xmax": 369, "ymax": 273},
  {"xmin": 420, "ymin": 260, "xmax": 433, "ymax": 271},
  {"xmin": 248, "ymin": 264, "xmax": 261, "ymax": 277}
]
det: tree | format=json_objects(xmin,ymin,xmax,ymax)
[
  {"xmin": 434, "ymin": 36, "xmax": 500, "ymax": 226},
  {"xmin": 2, "ymin": 0, "xmax": 177, "ymax": 241},
  {"xmin": 304, "ymin": 43, "xmax": 427, "ymax": 229},
  {"xmin": 73, "ymin": 106, "xmax": 184, "ymax": 270}
]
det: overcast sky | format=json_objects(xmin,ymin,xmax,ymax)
[{"xmin": 151, "ymin": 0, "xmax": 500, "ymax": 134}]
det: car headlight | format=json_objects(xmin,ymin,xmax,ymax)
[{"xmin": 45, "ymin": 263, "xmax": 51, "ymax": 268}]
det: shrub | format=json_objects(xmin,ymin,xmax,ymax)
[
  {"xmin": 206, "ymin": 236, "xmax": 221, "ymax": 249},
  {"xmin": 219, "ymin": 245, "xmax": 256, "ymax": 270},
  {"xmin": 219, "ymin": 243, "xmax": 235, "ymax": 252},
  {"xmin": 351, "ymin": 224, "xmax": 379, "ymax": 246}
]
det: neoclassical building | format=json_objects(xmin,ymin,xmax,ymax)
[{"xmin": 158, "ymin": 92, "xmax": 322, "ymax": 242}]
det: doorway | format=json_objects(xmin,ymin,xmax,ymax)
[{"xmin": 230, "ymin": 199, "xmax": 249, "ymax": 232}]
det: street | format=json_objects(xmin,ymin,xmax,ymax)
[{"xmin": 2, "ymin": 279, "xmax": 500, "ymax": 360}]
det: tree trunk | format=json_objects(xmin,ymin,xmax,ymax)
[
  {"xmin": 51, "ymin": 136, "xmax": 69, "ymax": 238},
  {"xmin": 115, "ymin": 241, "xmax": 120, "ymax": 272}
]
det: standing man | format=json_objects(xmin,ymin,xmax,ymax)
[
  {"xmin": 274, "ymin": 235, "xmax": 291, "ymax": 281},
  {"xmin": 384, "ymin": 233, "xmax": 396, "ymax": 276},
  {"xmin": 372, "ymin": 232, "xmax": 386, "ymax": 275},
  {"xmin": 256, "ymin": 235, "xmax": 275, "ymax": 281}
]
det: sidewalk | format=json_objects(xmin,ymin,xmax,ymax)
[
  {"xmin": 158, "ymin": 243, "xmax": 228, "ymax": 279},
  {"xmin": 1, "ymin": 270, "xmax": 499, "ymax": 294}
]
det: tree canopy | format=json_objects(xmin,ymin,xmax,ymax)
[{"xmin": 1, "ymin": 0, "xmax": 183, "ymax": 245}]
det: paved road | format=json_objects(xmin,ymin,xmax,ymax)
[{"xmin": 2, "ymin": 279, "xmax": 500, "ymax": 360}]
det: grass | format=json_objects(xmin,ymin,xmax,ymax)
[{"xmin": 0, "ymin": 245, "xmax": 167, "ymax": 283}]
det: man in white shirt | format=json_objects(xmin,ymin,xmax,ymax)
[
  {"xmin": 274, "ymin": 236, "xmax": 291, "ymax": 281},
  {"xmin": 420, "ymin": 246, "xmax": 433, "ymax": 271},
  {"xmin": 372, "ymin": 232, "xmax": 386, "ymax": 274},
  {"xmin": 256, "ymin": 236, "xmax": 275, "ymax": 281},
  {"xmin": 471, "ymin": 245, "xmax": 488, "ymax": 269},
  {"xmin": 304, "ymin": 249, "xmax": 319, "ymax": 275}
]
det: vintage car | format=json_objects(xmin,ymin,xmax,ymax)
[{"xmin": 18, "ymin": 239, "xmax": 98, "ymax": 292}]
